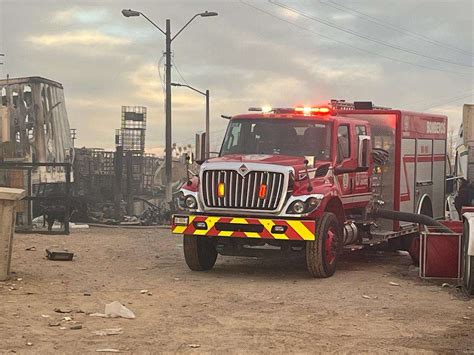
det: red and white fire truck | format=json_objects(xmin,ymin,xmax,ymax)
[{"xmin": 172, "ymin": 100, "xmax": 449, "ymax": 278}]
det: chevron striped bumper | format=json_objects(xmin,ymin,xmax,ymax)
[{"xmin": 171, "ymin": 215, "xmax": 316, "ymax": 240}]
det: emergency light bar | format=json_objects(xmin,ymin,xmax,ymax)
[{"xmin": 248, "ymin": 106, "xmax": 332, "ymax": 115}]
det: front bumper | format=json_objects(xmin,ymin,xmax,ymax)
[{"xmin": 171, "ymin": 214, "xmax": 316, "ymax": 240}]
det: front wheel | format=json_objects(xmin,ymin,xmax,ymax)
[
  {"xmin": 183, "ymin": 235, "xmax": 218, "ymax": 271},
  {"xmin": 306, "ymin": 212, "xmax": 342, "ymax": 278}
]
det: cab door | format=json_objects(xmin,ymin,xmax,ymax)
[
  {"xmin": 335, "ymin": 123, "xmax": 355, "ymax": 197},
  {"xmin": 336, "ymin": 122, "xmax": 371, "ymax": 207}
]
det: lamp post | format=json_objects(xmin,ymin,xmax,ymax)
[
  {"xmin": 122, "ymin": 9, "xmax": 217, "ymax": 202},
  {"xmin": 171, "ymin": 83, "xmax": 210, "ymax": 159}
]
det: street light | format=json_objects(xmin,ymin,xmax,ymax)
[
  {"xmin": 122, "ymin": 9, "xmax": 218, "ymax": 203},
  {"xmin": 171, "ymin": 82, "xmax": 210, "ymax": 158}
]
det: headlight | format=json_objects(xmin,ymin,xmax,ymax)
[
  {"xmin": 288, "ymin": 200, "xmax": 305, "ymax": 214},
  {"xmin": 184, "ymin": 195, "xmax": 197, "ymax": 209},
  {"xmin": 176, "ymin": 192, "xmax": 186, "ymax": 210},
  {"xmin": 306, "ymin": 197, "xmax": 321, "ymax": 212},
  {"xmin": 286, "ymin": 197, "xmax": 322, "ymax": 215}
]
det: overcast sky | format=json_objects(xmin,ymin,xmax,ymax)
[{"xmin": 0, "ymin": 0, "xmax": 472, "ymax": 155}]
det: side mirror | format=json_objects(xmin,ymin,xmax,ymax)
[
  {"xmin": 195, "ymin": 132, "xmax": 207, "ymax": 164},
  {"xmin": 358, "ymin": 135, "xmax": 370, "ymax": 169}
]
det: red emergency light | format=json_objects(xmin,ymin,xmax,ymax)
[{"xmin": 294, "ymin": 106, "xmax": 331, "ymax": 115}]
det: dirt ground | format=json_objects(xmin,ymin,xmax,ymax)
[{"xmin": 1, "ymin": 227, "xmax": 473, "ymax": 353}]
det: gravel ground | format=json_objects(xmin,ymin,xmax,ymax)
[{"xmin": 0, "ymin": 227, "xmax": 473, "ymax": 353}]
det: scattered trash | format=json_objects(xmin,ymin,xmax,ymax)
[
  {"xmin": 41, "ymin": 314, "xmax": 50, "ymax": 318},
  {"xmin": 16, "ymin": 278, "xmax": 23, "ymax": 281},
  {"xmin": 137, "ymin": 267, "xmax": 148, "ymax": 270},
  {"xmin": 92, "ymin": 328, "xmax": 123, "ymax": 336},
  {"xmin": 188, "ymin": 344, "xmax": 201, "ymax": 349},
  {"xmin": 26, "ymin": 342, "xmax": 33, "ymax": 346},
  {"xmin": 54, "ymin": 307, "xmax": 72, "ymax": 313},
  {"xmin": 389, "ymin": 282, "xmax": 401, "ymax": 287},
  {"xmin": 46, "ymin": 249, "xmax": 74, "ymax": 261},
  {"xmin": 84, "ymin": 291, "xmax": 92, "ymax": 296},
  {"xmin": 140, "ymin": 290, "xmax": 148, "ymax": 294},
  {"xmin": 104, "ymin": 301, "xmax": 135, "ymax": 319},
  {"xmin": 91, "ymin": 302, "xmax": 135, "ymax": 319},
  {"xmin": 147, "ymin": 292, "xmax": 153, "ymax": 296},
  {"xmin": 95, "ymin": 349, "xmax": 120, "ymax": 353},
  {"xmin": 441, "ymin": 283, "xmax": 453, "ymax": 288},
  {"xmin": 89, "ymin": 313, "xmax": 107, "ymax": 318},
  {"xmin": 70, "ymin": 324, "xmax": 83, "ymax": 330},
  {"xmin": 59, "ymin": 326, "xmax": 67, "ymax": 330},
  {"xmin": 362, "ymin": 295, "xmax": 371, "ymax": 299},
  {"xmin": 174, "ymin": 278, "xmax": 180, "ymax": 281},
  {"xmin": 463, "ymin": 316, "xmax": 471, "ymax": 320},
  {"xmin": 25, "ymin": 246, "xmax": 36, "ymax": 251},
  {"xmin": 48, "ymin": 322, "xmax": 61, "ymax": 327},
  {"xmin": 62, "ymin": 317, "xmax": 72, "ymax": 321}
]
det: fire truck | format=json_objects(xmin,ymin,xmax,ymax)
[{"xmin": 172, "ymin": 100, "xmax": 449, "ymax": 278}]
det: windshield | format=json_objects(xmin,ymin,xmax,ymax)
[{"xmin": 220, "ymin": 119, "xmax": 332, "ymax": 160}]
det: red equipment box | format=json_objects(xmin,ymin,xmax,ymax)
[{"xmin": 419, "ymin": 221, "xmax": 463, "ymax": 279}]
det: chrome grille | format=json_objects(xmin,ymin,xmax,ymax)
[{"xmin": 202, "ymin": 170, "xmax": 285, "ymax": 210}]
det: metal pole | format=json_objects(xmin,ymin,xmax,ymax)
[
  {"xmin": 165, "ymin": 19, "xmax": 172, "ymax": 202},
  {"xmin": 205, "ymin": 89, "xmax": 210, "ymax": 159}
]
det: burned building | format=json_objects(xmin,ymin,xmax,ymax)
[{"xmin": 0, "ymin": 76, "xmax": 73, "ymax": 164}]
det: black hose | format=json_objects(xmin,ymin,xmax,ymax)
[{"xmin": 374, "ymin": 209, "xmax": 453, "ymax": 233}]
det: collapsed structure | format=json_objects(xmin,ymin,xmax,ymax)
[{"xmin": 0, "ymin": 76, "xmax": 73, "ymax": 181}]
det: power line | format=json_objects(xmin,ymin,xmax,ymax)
[
  {"xmin": 239, "ymin": 1, "xmax": 469, "ymax": 75},
  {"xmin": 269, "ymin": 0, "xmax": 474, "ymax": 68},
  {"xmin": 401, "ymin": 88, "xmax": 474, "ymax": 108},
  {"xmin": 171, "ymin": 57, "xmax": 190, "ymax": 86},
  {"xmin": 422, "ymin": 92, "xmax": 474, "ymax": 111},
  {"xmin": 321, "ymin": 0, "xmax": 472, "ymax": 57}
]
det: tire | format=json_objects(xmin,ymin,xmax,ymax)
[
  {"xmin": 306, "ymin": 212, "xmax": 342, "ymax": 278},
  {"xmin": 183, "ymin": 235, "xmax": 217, "ymax": 271},
  {"xmin": 462, "ymin": 220, "xmax": 474, "ymax": 295},
  {"xmin": 405, "ymin": 198, "xmax": 433, "ymax": 265}
]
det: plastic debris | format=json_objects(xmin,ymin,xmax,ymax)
[
  {"xmin": 140, "ymin": 290, "xmax": 148, "ymax": 294},
  {"xmin": 70, "ymin": 324, "xmax": 83, "ymax": 330},
  {"xmin": 92, "ymin": 328, "xmax": 123, "ymax": 336},
  {"xmin": 104, "ymin": 301, "xmax": 135, "ymax": 319},
  {"xmin": 389, "ymin": 282, "xmax": 401, "ymax": 287},
  {"xmin": 188, "ymin": 344, "xmax": 201, "ymax": 349},
  {"xmin": 96, "ymin": 349, "xmax": 120, "ymax": 353},
  {"xmin": 54, "ymin": 307, "xmax": 72, "ymax": 313},
  {"xmin": 362, "ymin": 295, "xmax": 371, "ymax": 299}
]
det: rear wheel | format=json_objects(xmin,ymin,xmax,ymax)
[
  {"xmin": 183, "ymin": 235, "xmax": 217, "ymax": 271},
  {"xmin": 306, "ymin": 212, "xmax": 342, "ymax": 278},
  {"xmin": 462, "ymin": 220, "xmax": 474, "ymax": 295},
  {"xmin": 405, "ymin": 198, "xmax": 433, "ymax": 265}
]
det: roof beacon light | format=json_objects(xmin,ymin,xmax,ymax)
[
  {"xmin": 295, "ymin": 106, "xmax": 331, "ymax": 115},
  {"xmin": 261, "ymin": 105, "xmax": 273, "ymax": 113}
]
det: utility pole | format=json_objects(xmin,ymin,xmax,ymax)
[
  {"xmin": 205, "ymin": 89, "xmax": 210, "ymax": 158},
  {"xmin": 165, "ymin": 19, "xmax": 172, "ymax": 202},
  {"xmin": 122, "ymin": 9, "xmax": 217, "ymax": 203}
]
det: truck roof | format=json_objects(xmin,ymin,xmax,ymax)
[{"xmin": 231, "ymin": 109, "xmax": 447, "ymax": 122}]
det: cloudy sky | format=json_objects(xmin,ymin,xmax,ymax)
[{"xmin": 0, "ymin": 0, "xmax": 472, "ymax": 155}]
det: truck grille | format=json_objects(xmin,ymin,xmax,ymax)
[{"xmin": 202, "ymin": 170, "xmax": 285, "ymax": 211}]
